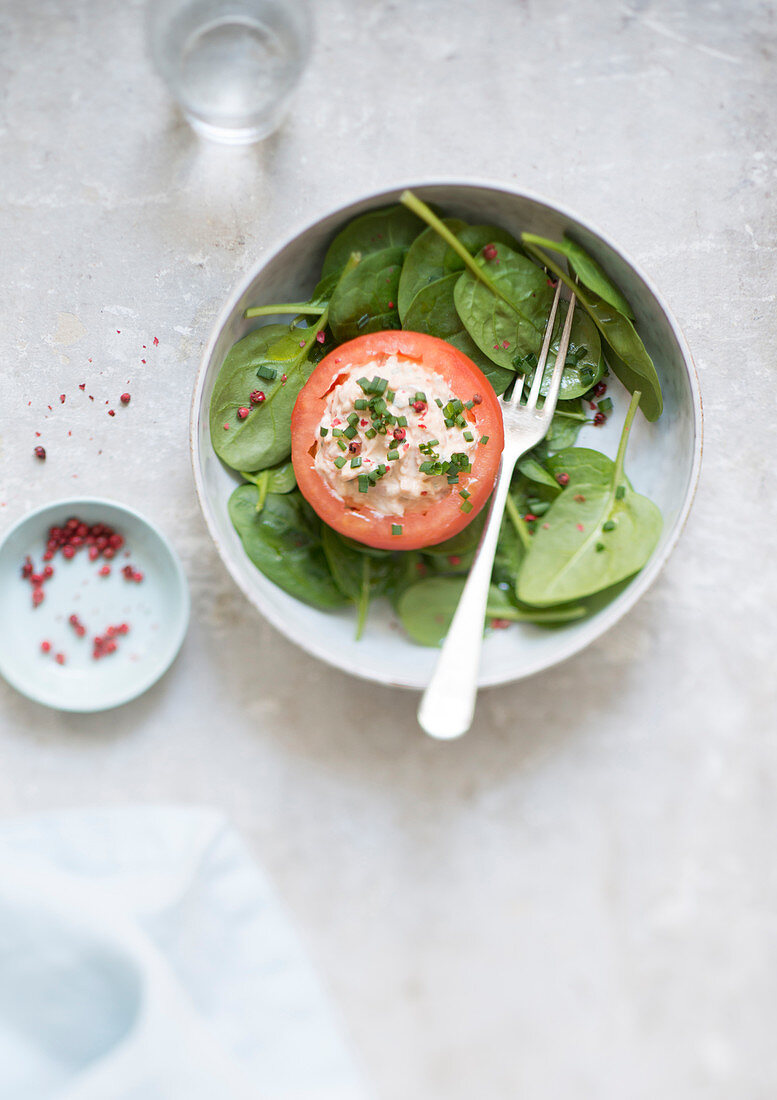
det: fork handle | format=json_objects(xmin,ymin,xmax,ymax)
[{"xmin": 417, "ymin": 450, "xmax": 518, "ymax": 740}]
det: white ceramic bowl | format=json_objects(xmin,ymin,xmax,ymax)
[
  {"xmin": 0, "ymin": 498, "xmax": 190, "ymax": 711},
  {"xmin": 190, "ymin": 181, "xmax": 702, "ymax": 690}
]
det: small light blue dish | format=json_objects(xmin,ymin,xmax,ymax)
[{"xmin": 0, "ymin": 498, "xmax": 190, "ymax": 712}]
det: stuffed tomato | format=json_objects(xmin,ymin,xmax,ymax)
[{"xmin": 291, "ymin": 331, "xmax": 504, "ymax": 550}]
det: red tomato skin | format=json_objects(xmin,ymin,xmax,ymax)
[{"xmin": 291, "ymin": 331, "xmax": 504, "ymax": 551}]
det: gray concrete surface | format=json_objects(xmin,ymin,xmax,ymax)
[{"xmin": 1, "ymin": 1, "xmax": 776, "ymax": 1097}]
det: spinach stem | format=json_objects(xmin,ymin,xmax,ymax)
[
  {"xmin": 245, "ymin": 303, "xmax": 327, "ymax": 318},
  {"xmin": 613, "ymin": 390, "xmax": 641, "ymax": 488},
  {"xmin": 521, "ymin": 233, "xmax": 567, "ymax": 255},
  {"xmin": 400, "ymin": 190, "xmax": 516, "ymax": 310},
  {"xmin": 291, "ymin": 251, "xmax": 361, "ymax": 363},
  {"xmin": 504, "ymin": 492, "xmax": 532, "ymax": 551},
  {"xmin": 484, "ymin": 603, "xmax": 586, "ymax": 623},
  {"xmin": 522, "ymin": 241, "xmax": 593, "ymax": 309},
  {"xmin": 355, "ymin": 556, "xmax": 371, "ymax": 640}
]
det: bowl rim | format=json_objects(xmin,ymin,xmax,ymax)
[
  {"xmin": 0, "ymin": 495, "xmax": 191, "ymax": 712},
  {"xmin": 190, "ymin": 177, "xmax": 703, "ymax": 691}
]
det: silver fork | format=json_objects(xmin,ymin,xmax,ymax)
[{"xmin": 417, "ymin": 282, "xmax": 577, "ymax": 740}]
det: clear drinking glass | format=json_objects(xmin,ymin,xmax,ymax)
[{"xmin": 147, "ymin": 0, "xmax": 312, "ymax": 144}]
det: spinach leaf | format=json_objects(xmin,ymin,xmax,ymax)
[
  {"xmin": 402, "ymin": 272, "xmax": 513, "ymax": 394},
  {"xmin": 398, "ymin": 218, "xmax": 467, "ymax": 320},
  {"xmin": 228, "ymin": 486, "xmax": 346, "ymax": 610},
  {"xmin": 454, "ymin": 244, "xmax": 554, "ymax": 368},
  {"xmin": 320, "ymin": 525, "xmax": 399, "ymax": 638},
  {"xmin": 240, "ymin": 460, "xmax": 297, "ymax": 514},
  {"xmin": 397, "ymin": 576, "xmax": 585, "ymax": 647},
  {"xmin": 522, "ymin": 242, "xmax": 662, "ymax": 421},
  {"xmin": 398, "ymin": 220, "xmax": 519, "ymax": 321},
  {"xmin": 210, "ymin": 324, "xmax": 325, "ymax": 472},
  {"xmin": 522, "ymin": 233, "xmax": 635, "ymax": 319},
  {"xmin": 492, "ymin": 510, "xmax": 526, "ymax": 590},
  {"xmin": 424, "ymin": 549, "xmax": 477, "ymax": 575},
  {"xmin": 517, "ymin": 457, "xmax": 562, "ymax": 492},
  {"xmin": 328, "ymin": 247, "xmax": 403, "ymax": 342},
  {"xmin": 321, "ymin": 204, "xmax": 421, "ymax": 279},
  {"xmin": 517, "ymin": 392, "xmax": 662, "ymax": 606},
  {"xmin": 388, "ymin": 551, "xmax": 426, "ymax": 610},
  {"xmin": 538, "ymin": 302, "xmax": 604, "ymax": 400},
  {"xmin": 421, "ymin": 507, "xmax": 487, "ymax": 557},
  {"xmin": 544, "ymin": 400, "xmax": 590, "ymax": 451}
]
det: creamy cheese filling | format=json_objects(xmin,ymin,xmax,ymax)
[{"xmin": 314, "ymin": 354, "xmax": 479, "ymax": 516}]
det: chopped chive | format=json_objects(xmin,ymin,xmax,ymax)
[
  {"xmin": 358, "ymin": 474, "xmax": 369, "ymax": 492},
  {"xmin": 334, "ymin": 456, "xmax": 347, "ymax": 468},
  {"xmin": 444, "ymin": 418, "xmax": 454, "ymax": 429},
  {"xmin": 391, "ymin": 524, "xmax": 403, "ymax": 536},
  {"xmin": 426, "ymin": 438, "xmax": 439, "ymax": 447},
  {"xmin": 463, "ymin": 430, "xmax": 474, "ymax": 442},
  {"xmin": 415, "ymin": 391, "xmax": 427, "ymax": 403},
  {"xmin": 615, "ymin": 485, "xmax": 626, "ymax": 499},
  {"xmin": 332, "ymin": 427, "xmax": 343, "ymax": 437},
  {"xmin": 350, "ymin": 456, "xmax": 362, "ymax": 468},
  {"xmin": 385, "ymin": 389, "xmax": 395, "ymax": 403},
  {"xmin": 447, "ymin": 473, "xmax": 459, "ymax": 484},
  {"xmin": 596, "ymin": 542, "xmax": 605, "ymax": 552},
  {"xmin": 373, "ymin": 376, "xmax": 388, "ymax": 395},
  {"xmin": 419, "ymin": 461, "xmax": 435, "ymax": 474},
  {"xmin": 365, "ymin": 427, "xmax": 377, "ymax": 439},
  {"xmin": 377, "ymin": 464, "xmax": 387, "ymax": 476},
  {"xmin": 337, "ymin": 438, "xmax": 348, "ymax": 452},
  {"xmin": 460, "ymin": 500, "xmax": 474, "ymax": 513},
  {"xmin": 397, "ymin": 415, "xmax": 407, "ymax": 427},
  {"xmin": 357, "ymin": 376, "xmax": 371, "ymax": 392},
  {"xmin": 602, "ymin": 520, "xmax": 617, "ymax": 532},
  {"xmin": 387, "ymin": 449, "xmax": 399, "ymax": 462},
  {"xmin": 319, "ymin": 426, "xmax": 329, "ymax": 437},
  {"xmin": 343, "ymin": 425, "xmax": 357, "ymax": 439},
  {"xmin": 354, "ymin": 398, "xmax": 368, "ymax": 410},
  {"xmin": 598, "ymin": 397, "xmax": 613, "ymax": 413},
  {"xmin": 479, "ymin": 435, "xmax": 489, "ymax": 445},
  {"xmin": 459, "ymin": 488, "xmax": 471, "ymax": 499},
  {"xmin": 256, "ymin": 365, "xmax": 278, "ymax": 381},
  {"xmin": 347, "ymin": 411, "xmax": 360, "ymax": 425},
  {"xmin": 435, "ymin": 398, "xmax": 443, "ymax": 408}
]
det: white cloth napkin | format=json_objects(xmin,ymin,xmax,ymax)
[{"xmin": 0, "ymin": 808, "xmax": 370, "ymax": 1100}]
